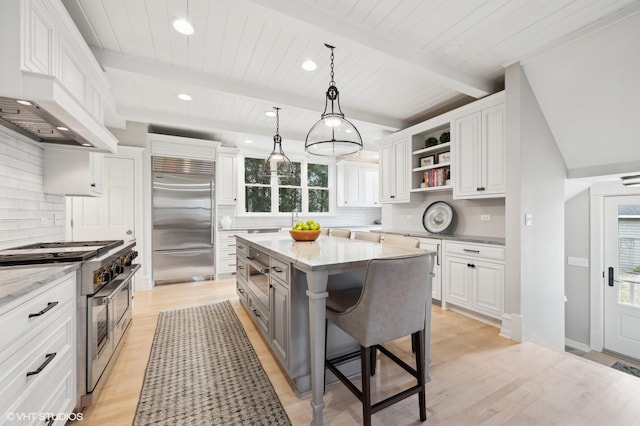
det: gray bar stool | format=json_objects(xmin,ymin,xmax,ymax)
[
  {"xmin": 325, "ymin": 253, "xmax": 432, "ymax": 425},
  {"xmin": 353, "ymin": 231, "xmax": 381, "ymax": 243},
  {"xmin": 329, "ymin": 228, "xmax": 352, "ymax": 238},
  {"xmin": 381, "ymin": 234, "xmax": 420, "ymax": 248}
]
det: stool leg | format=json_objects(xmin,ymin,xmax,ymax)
[
  {"xmin": 370, "ymin": 347, "xmax": 377, "ymax": 376},
  {"xmin": 414, "ymin": 331, "xmax": 427, "ymax": 422},
  {"xmin": 361, "ymin": 345, "xmax": 372, "ymax": 426}
]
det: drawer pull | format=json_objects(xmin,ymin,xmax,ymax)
[
  {"xmin": 238, "ymin": 288, "xmax": 245, "ymax": 294},
  {"xmin": 26, "ymin": 352, "xmax": 56, "ymax": 377},
  {"xmin": 467, "ymin": 263, "xmax": 476, "ymax": 269},
  {"xmin": 238, "ymin": 265, "xmax": 245, "ymax": 270},
  {"xmin": 28, "ymin": 301, "xmax": 59, "ymax": 318},
  {"xmin": 238, "ymin": 245, "xmax": 245, "ymax": 249},
  {"xmin": 463, "ymin": 249, "xmax": 480, "ymax": 253},
  {"xmin": 272, "ymin": 266, "xmax": 283, "ymax": 273},
  {"xmin": 252, "ymin": 309, "xmax": 261, "ymax": 318}
]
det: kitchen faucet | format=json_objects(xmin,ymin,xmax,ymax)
[{"xmin": 291, "ymin": 209, "xmax": 299, "ymax": 228}]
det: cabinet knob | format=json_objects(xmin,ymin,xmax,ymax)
[{"xmin": 91, "ymin": 183, "xmax": 96, "ymax": 187}]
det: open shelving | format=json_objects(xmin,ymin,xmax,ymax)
[{"xmin": 410, "ymin": 124, "xmax": 452, "ymax": 192}]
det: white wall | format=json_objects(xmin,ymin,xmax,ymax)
[
  {"xmin": 564, "ymin": 189, "xmax": 591, "ymax": 346},
  {"xmin": 505, "ymin": 63, "xmax": 567, "ymax": 350},
  {"xmin": 381, "ymin": 193, "xmax": 505, "ymax": 237},
  {"xmin": 0, "ymin": 128, "xmax": 66, "ymax": 250}
]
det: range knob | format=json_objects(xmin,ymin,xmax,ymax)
[
  {"xmin": 101, "ymin": 270, "xmax": 112, "ymax": 283},
  {"xmin": 114, "ymin": 264, "xmax": 124, "ymax": 274}
]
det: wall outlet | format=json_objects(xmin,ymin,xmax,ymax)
[
  {"xmin": 568, "ymin": 256, "xmax": 589, "ymax": 268},
  {"xmin": 524, "ymin": 213, "xmax": 533, "ymax": 226},
  {"xmin": 480, "ymin": 215, "xmax": 491, "ymax": 221}
]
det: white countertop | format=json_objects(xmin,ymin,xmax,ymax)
[
  {"xmin": 237, "ymin": 231, "xmax": 430, "ymax": 271},
  {"xmin": 0, "ymin": 263, "xmax": 79, "ymax": 310}
]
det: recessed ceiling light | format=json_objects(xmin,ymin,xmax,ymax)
[
  {"xmin": 177, "ymin": 93, "xmax": 192, "ymax": 101},
  {"xmin": 245, "ymin": 140, "xmax": 253, "ymax": 144},
  {"xmin": 16, "ymin": 100, "xmax": 33, "ymax": 106},
  {"xmin": 56, "ymin": 126, "xmax": 69, "ymax": 131},
  {"xmin": 265, "ymin": 111, "xmax": 276, "ymax": 117},
  {"xmin": 171, "ymin": 18, "xmax": 194, "ymax": 35},
  {"xmin": 302, "ymin": 59, "xmax": 317, "ymax": 71}
]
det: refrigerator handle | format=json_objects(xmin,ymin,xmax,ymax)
[{"xmin": 211, "ymin": 179, "xmax": 215, "ymax": 246}]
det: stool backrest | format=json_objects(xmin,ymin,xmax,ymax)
[
  {"xmin": 347, "ymin": 253, "xmax": 433, "ymax": 347},
  {"xmin": 329, "ymin": 228, "xmax": 352, "ymax": 238},
  {"xmin": 353, "ymin": 231, "xmax": 381, "ymax": 243},
  {"xmin": 381, "ymin": 234, "xmax": 420, "ymax": 248}
]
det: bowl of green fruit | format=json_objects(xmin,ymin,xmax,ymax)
[{"xmin": 290, "ymin": 219, "xmax": 321, "ymax": 241}]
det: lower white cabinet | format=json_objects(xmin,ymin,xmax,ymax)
[
  {"xmin": 442, "ymin": 241, "xmax": 504, "ymax": 319},
  {"xmin": 0, "ymin": 272, "xmax": 77, "ymax": 425},
  {"xmin": 218, "ymin": 230, "xmax": 247, "ymax": 276}
]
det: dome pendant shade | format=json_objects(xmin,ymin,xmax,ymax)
[
  {"xmin": 259, "ymin": 108, "xmax": 295, "ymax": 178},
  {"xmin": 305, "ymin": 45, "xmax": 363, "ymax": 159}
]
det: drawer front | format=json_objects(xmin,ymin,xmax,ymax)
[
  {"xmin": 0, "ymin": 273, "xmax": 75, "ymax": 355},
  {"xmin": 218, "ymin": 233, "xmax": 238, "ymax": 250},
  {"xmin": 236, "ymin": 257, "xmax": 248, "ymax": 283},
  {"xmin": 249, "ymin": 298, "xmax": 268, "ymax": 336},
  {"xmin": 0, "ymin": 309, "xmax": 75, "ymax": 417},
  {"xmin": 444, "ymin": 241, "xmax": 504, "ymax": 261},
  {"xmin": 270, "ymin": 257, "xmax": 290, "ymax": 284},
  {"xmin": 236, "ymin": 240, "xmax": 250, "ymax": 257},
  {"xmin": 236, "ymin": 280, "xmax": 249, "ymax": 305},
  {"xmin": 219, "ymin": 248, "xmax": 237, "ymax": 273}
]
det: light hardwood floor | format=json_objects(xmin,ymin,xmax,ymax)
[{"xmin": 80, "ymin": 278, "xmax": 640, "ymax": 425}]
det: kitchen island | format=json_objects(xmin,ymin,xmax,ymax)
[{"xmin": 235, "ymin": 231, "xmax": 435, "ymax": 426}]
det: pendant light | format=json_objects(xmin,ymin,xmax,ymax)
[
  {"xmin": 259, "ymin": 107, "xmax": 295, "ymax": 178},
  {"xmin": 305, "ymin": 44, "xmax": 363, "ymax": 159}
]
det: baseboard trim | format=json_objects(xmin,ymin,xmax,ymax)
[
  {"xmin": 500, "ymin": 313, "xmax": 522, "ymax": 341},
  {"xmin": 565, "ymin": 338, "xmax": 590, "ymax": 353}
]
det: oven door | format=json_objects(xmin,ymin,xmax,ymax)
[
  {"xmin": 87, "ymin": 264, "xmax": 140, "ymax": 392},
  {"xmin": 247, "ymin": 260, "xmax": 270, "ymax": 312}
]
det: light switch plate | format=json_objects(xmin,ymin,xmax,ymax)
[
  {"xmin": 524, "ymin": 213, "xmax": 533, "ymax": 226},
  {"xmin": 481, "ymin": 215, "xmax": 491, "ymax": 221}
]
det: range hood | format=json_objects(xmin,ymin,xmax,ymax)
[{"xmin": 0, "ymin": 74, "xmax": 118, "ymax": 152}]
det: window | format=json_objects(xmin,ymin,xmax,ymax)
[{"xmin": 244, "ymin": 158, "xmax": 331, "ymax": 214}]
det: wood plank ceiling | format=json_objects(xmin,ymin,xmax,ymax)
[{"xmin": 62, "ymin": 0, "xmax": 637, "ymax": 154}]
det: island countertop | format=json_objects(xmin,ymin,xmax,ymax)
[{"xmin": 236, "ymin": 231, "xmax": 431, "ymax": 271}]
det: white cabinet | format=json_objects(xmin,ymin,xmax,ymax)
[
  {"xmin": 442, "ymin": 241, "xmax": 504, "ymax": 319},
  {"xmin": 218, "ymin": 230, "xmax": 247, "ymax": 276},
  {"xmin": 44, "ymin": 148, "xmax": 104, "ymax": 196},
  {"xmin": 217, "ymin": 149, "xmax": 238, "ymax": 205},
  {"xmin": 379, "ymin": 136, "xmax": 410, "ymax": 203},
  {"xmin": 453, "ymin": 102, "xmax": 505, "ymax": 199},
  {"xmin": 337, "ymin": 161, "xmax": 379, "ymax": 207},
  {"xmin": 0, "ymin": 272, "xmax": 77, "ymax": 425}
]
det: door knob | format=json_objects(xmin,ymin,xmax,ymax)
[{"xmin": 126, "ymin": 230, "xmax": 133, "ymax": 235}]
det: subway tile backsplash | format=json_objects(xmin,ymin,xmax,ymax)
[
  {"xmin": 0, "ymin": 129, "xmax": 65, "ymax": 250},
  {"xmin": 217, "ymin": 205, "xmax": 381, "ymax": 229}
]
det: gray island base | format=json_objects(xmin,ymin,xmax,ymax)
[{"xmin": 235, "ymin": 231, "xmax": 435, "ymax": 426}]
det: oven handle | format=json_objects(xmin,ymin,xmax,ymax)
[{"xmin": 98, "ymin": 264, "xmax": 140, "ymax": 305}]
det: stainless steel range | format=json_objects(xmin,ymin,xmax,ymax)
[{"xmin": 0, "ymin": 239, "xmax": 140, "ymax": 410}]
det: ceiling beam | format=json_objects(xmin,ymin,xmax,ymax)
[
  {"xmin": 93, "ymin": 49, "xmax": 403, "ymax": 131},
  {"xmin": 244, "ymin": 0, "xmax": 494, "ymax": 99}
]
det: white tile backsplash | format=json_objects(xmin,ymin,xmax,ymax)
[
  {"xmin": 0, "ymin": 129, "xmax": 65, "ymax": 250},
  {"xmin": 218, "ymin": 205, "xmax": 381, "ymax": 229}
]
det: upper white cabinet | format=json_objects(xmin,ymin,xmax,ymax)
[
  {"xmin": 337, "ymin": 161, "xmax": 379, "ymax": 207},
  {"xmin": 44, "ymin": 148, "xmax": 104, "ymax": 196},
  {"xmin": 217, "ymin": 148, "xmax": 238, "ymax": 205},
  {"xmin": 453, "ymin": 99, "xmax": 505, "ymax": 199},
  {"xmin": 379, "ymin": 136, "xmax": 410, "ymax": 203}
]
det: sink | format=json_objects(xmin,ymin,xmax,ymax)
[{"xmin": 247, "ymin": 228, "xmax": 282, "ymax": 234}]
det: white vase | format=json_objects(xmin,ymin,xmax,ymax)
[{"xmin": 220, "ymin": 216, "xmax": 232, "ymax": 229}]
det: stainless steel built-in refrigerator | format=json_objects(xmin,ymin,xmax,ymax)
[{"xmin": 152, "ymin": 156, "xmax": 215, "ymax": 285}]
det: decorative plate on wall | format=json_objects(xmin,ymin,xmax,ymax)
[{"xmin": 422, "ymin": 201, "xmax": 455, "ymax": 234}]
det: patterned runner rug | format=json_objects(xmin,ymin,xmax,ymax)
[
  {"xmin": 611, "ymin": 361, "xmax": 640, "ymax": 378},
  {"xmin": 133, "ymin": 301, "xmax": 291, "ymax": 425}
]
